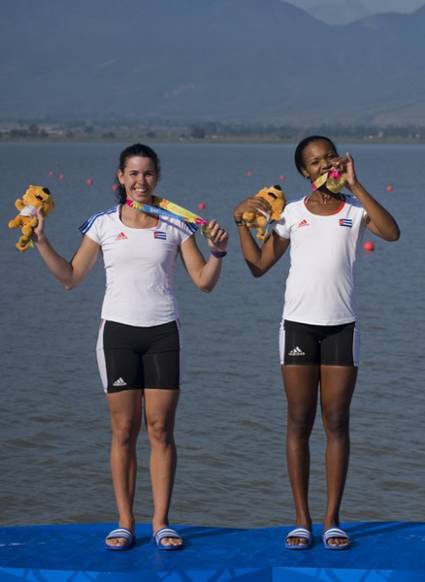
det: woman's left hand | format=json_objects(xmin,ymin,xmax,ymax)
[
  {"xmin": 206, "ymin": 219, "xmax": 229, "ymax": 252},
  {"xmin": 344, "ymin": 153, "xmax": 359, "ymax": 189}
]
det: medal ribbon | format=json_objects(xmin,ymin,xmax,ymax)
[{"xmin": 126, "ymin": 195, "xmax": 209, "ymax": 235}]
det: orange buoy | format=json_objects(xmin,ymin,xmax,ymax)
[
  {"xmin": 86, "ymin": 178, "xmax": 94, "ymax": 186},
  {"xmin": 363, "ymin": 241, "xmax": 375, "ymax": 252},
  {"xmin": 197, "ymin": 202, "xmax": 206, "ymax": 210},
  {"xmin": 386, "ymin": 184, "xmax": 394, "ymax": 192}
]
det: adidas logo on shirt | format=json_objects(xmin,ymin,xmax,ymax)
[
  {"xmin": 115, "ymin": 232, "xmax": 128, "ymax": 240},
  {"xmin": 288, "ymin": 346, "xmax": 306, "ymax": 356},
  {"xmin": 112, "ymin": 377, "xmax": 127, "ymax": 387},
  {"xmin": 297, "ymin": 219, "xmax": 310, "ymax": 228}
]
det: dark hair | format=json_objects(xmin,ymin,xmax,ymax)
[
  {"xmin": 294, "ymin": 135, "xmax": 338, "ymax": 176},
  {"xmin": 115, "ymin": 143, "xmax": 161, "ymax": 203}
]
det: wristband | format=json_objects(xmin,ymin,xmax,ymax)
[
  {"xmin": 234, "ymin": 218, "xmax": 245, "ymax": 226},
  {"xmin": 210, "ymin": 249, "xmax": 227, "ymax": 258}
]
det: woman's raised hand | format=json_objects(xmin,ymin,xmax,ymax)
[
  {"xmin": 233, "ymin": 196, "xmax": 271, "ymax": 222},
  {"xmin": 32, "ymin": 207, "xmax": 46, "ymax": 243},
  {"xmin": 206, "ymin": 220, "xmax": 229, "ymax": 252},
  {"xmin": 344, "ymin": 153, "xmax": 359, "ymax": 189}
]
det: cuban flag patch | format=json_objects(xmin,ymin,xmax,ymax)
[
  {"xmin": 339, "ymin": 218, "xmax": 353, "ymax": 228},
  {"xmin": 154, "ymin": 231, "xmax": 167, "ymax": 240}
]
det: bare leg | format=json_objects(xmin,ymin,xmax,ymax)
[
  {"xmin": 282, "ymin": 364, "xmax": 319, "ymax": 547},
  {"xmin": 106, "ymin": 390, "xmax": 142, "ymax": 547},
  {"xmin": 320, "ymin": 365, "xmax": 357, "ymax": 548},
  {"xmin": 144, "ymin": 388, "xmax": 181, "ymax": 548}
]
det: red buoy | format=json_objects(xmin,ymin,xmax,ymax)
[
  {"xmin": 279, "ymin": 175, "xmax": 285, "ymax": 182},
  {"xmin": 85, "ymin": 178, "xmax": 94, "ymax": 186},
  {"xmin": 48, "ymin": 170, "xmax": 54, "ymax": 176},
  {"xmin": 197, "ymin": 202, "xmax": 206, "ymax": 210},
  {"xmin": 245, "ymin": 170, "xmax": 253, "ymax": 177},
  {"xmin": 386, "ymin": 184, "xmax": 394, "ymax": 192},
  {"xmin": 363, "ymin": 241, "xmax": 375, "ymax": 252},
  {"xmin": 58, "ymin": 173, "xmax": 64, "ymax": 181}
]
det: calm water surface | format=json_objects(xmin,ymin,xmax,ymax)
[{"xmin": 0, "ymin": 142, "xmax": 424, "ymax": 527}]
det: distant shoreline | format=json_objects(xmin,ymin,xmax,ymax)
[
  {"xmin": 2, "ymin": 120, "xmax": 425, "ymax": 146},
  {"xmin": 2, "ymin": 136, "xmax": 425, "ymax": 146}
]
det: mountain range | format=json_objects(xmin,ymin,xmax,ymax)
[
  {"xmin": 1, "ymin": 0, "xmax": 425, "ymax": 127},
  {"xmin": 285, "ymin": 0, "xmax": 425, "ymax": 25}
]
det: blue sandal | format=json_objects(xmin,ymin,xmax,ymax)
[
  {"xmin": 105, "ymin": 527, "xmax": 135, "ymax": 551},
  {"xmin": 284, "ymin": 527, "xmax": 313, "ymax": 550},
  {"xmin": 153, "ymin": 527, "xmax": 184, "ymax": 550},
  {"xmin": 322, "ymin": 527, "xmax": 351, "ymax": 550}
]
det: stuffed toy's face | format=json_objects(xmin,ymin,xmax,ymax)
[
  {"xmin": 22, "ymin": 185, "xmax": 54, "ymax": 214},
  {"xmin": 241, "ymin": 185, "xmax": 287, "ymax": 235},
  {"xmin": 258, "ymin": 185, "xmax": 285, "ymax": 220}
]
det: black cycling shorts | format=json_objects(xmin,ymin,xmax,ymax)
[
  {"xmin": 279, "ymin": 319, "xmax": 359, "ymax": 366},
  {"xmin": 96, "ymin": 320, "xmax": 183, "ymax": 393}
]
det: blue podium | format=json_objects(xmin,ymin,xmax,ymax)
[{"xmin": 1, "ymin": 521, "xmax": 424, "ymax": 581}]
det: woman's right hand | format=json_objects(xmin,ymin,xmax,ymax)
[{"xmin": 233, "ymin": 197, "xmax": 272, "ymax": 222}]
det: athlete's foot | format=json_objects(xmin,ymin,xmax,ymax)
[
  {"xmin": 152, "ymin": 521, "xmax": 183, "ymax": 548},
  {"xmin": 106, "ymin": 518, "xmax": 135, "ymax": 549},
  {"xmin": 323, "ymin": 518, "xmax": 350, "ymax": 549},
  {"xmin": 285, "ymin": 520, "xmax": 313, "ymax": 548}
]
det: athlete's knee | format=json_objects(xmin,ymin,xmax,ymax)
[
  {"xmin": 322, "ymin": 411, "xmax": 349, "ymax": 438},
  {"xmin": 146, "ymin": 417, "xmax": 174, "ymax": 447},
  {"xmin": 111, "ymin": 418, "xmax": 140, "ymax": 447},
  {"xmin": 287, "ymin": 411, "xmax": 315, "ymax": 439}
]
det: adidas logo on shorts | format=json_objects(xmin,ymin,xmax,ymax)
[
  {"xmin": 112, "ymin": 377, "xmax": 127, "ymax": 387},
  {"xmin": 288, "ymin": 346, "xmax": 306, "ymax": 356}
]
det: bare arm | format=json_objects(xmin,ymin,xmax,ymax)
[
  {"xmin": 345, "ymin": 154, "xmax": 400, "ymax": 241},
  {"xmin": 233, "ymin": 198, "xmax": 290, "ymax": 277},
  {"xmin": 33, "ymin": 208, "xmax": 100, "ymax": 289},
  {"xmin": 179, "ymin": 219, "xmax": 229, "ymax": 292}
]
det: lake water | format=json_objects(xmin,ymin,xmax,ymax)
[{"xmin": 0, "ymin": 141, "xmax": 424, "ymax": 528}]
